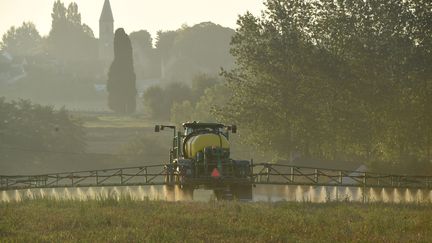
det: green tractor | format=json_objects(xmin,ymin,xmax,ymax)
[{"xmin": 155, "ymin": 121, "xmax": 253, "ymax": 200}]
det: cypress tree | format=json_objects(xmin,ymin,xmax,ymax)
[{"xmin": 107, "ymin": 28, "xmax": 136, "ymax": 113}]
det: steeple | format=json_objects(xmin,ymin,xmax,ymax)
[
  {"xmin": 100, "ymin": 0, "xmax": 114, "ymax": 22},
  {"xmin": 99, "ymin": 0, "xmax": 114, "ymax": 61}
]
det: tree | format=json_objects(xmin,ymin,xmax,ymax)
[
  {"xmin": 170, "ymin": 82, "xmax": 230, "ymax": 125},
  {"xmin": 1, "ymin": 22, "xmax": 42, "ymax": 57},
  {"xmin": 0, "ymin": 98, "xmax": 85, "ymax": 173},
  {"xmin": 47, "ymin": 0, "xmax": 97, "ymax": 61},
  {"xmin": 143, "ymin": 85, "xmax": 165, "ymax": 118},
  {"xmin": 155, "ymin": 23, "xmax": 235, "ymax": 83},
  {"xmin": 129, "ymin": 30, "xmax": 159, "ymax": 79},
  {"xmin": 218, "ymin": 0, "xmax": 432, "ymax": 173},
  {"xmin": 173, "ymin": 22, "xmax": 235, "ymax": 69},
  {"xmin": 191, "ymin": 74, "xmax": 219, "ymax": 103},
  {"xmin": 143, "ymin": 74, "xmax": 219, "ymax": 121},
  {"xmin": 130, "ymin": 30, "xmax": 153, "ymax": 51},
  {"xmin": 155, "ymin": 30, "xmax": 177, "ymax": 60},
  {"xmin": 107, "ymin": 28, "xmax": 137, "ymax": 114},
  {"xmin": 143, "ymin": 82, "xmax": 191, "ymax": 120}
]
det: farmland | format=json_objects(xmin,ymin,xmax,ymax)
[{"xmin": 0, "ymin": 200, "xmax": 431, "ymax": 242}]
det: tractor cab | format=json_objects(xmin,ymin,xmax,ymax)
[
  {"xmin": 154, "ymin": 122, "xmax": 236, "ymax": 161},
  {"xmin": 182, "ymin": 122, "xmax": 235, "ymax": 138}
]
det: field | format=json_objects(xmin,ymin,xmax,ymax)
[
  {"xmin": 1, "ymin": 200, "xmax": 431, "ymax": 242},
  {"xmin": 81, "ymin": 114, "xmax": 268, "ymax": 169}
]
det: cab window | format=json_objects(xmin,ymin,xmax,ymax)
[{"xmin": 185, "ymin": 127, "xmax": 194, "ymax": 135}]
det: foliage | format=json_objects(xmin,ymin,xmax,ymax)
[
  {"xmin": 143, "ymin": 82, "xmax": 191, "ymax": 120},
  {"xmin": 0, "ymin": 1, "xmax": 104, "ymax": 109},
  {"xmin": 155, "ymin": 23, "xmax": 235, "ymax": 82},
  {"xmin": 107, "ymin": 28, "xmax": 137, "ymax": 114},
  {"xmin": 173, "ymin": 22, "xmax": 235, "ymax": 70},
  {"xmin": 119, "ymin": 132, "xmax": 170, "ymax": 164},
  {"xmin": 155, "ymin": 30, "xmax": 177, "ymax": 60},
  {"xmin": 129, "ymin": 30, "xmax": 152, "ymax": 51},
  {"xmin": 1, "ymin": 22, "xmax": 42, "ymax": 57},
  {"xmin": 190, "ymin": 73, "xmax": 219, "ymax": 103},
  {"xmin": 171, "ymin": 82, "xmax": 230, "ymax": 125},
  {"xmin": 143, "ymin": 74, "xmax": 220, "ymax": 121},
  {"xmin": 170, "ymin": 100, "xmax": 194, "ymax": 124},
  {"xmin": 129, "ymin": 30, "xmax": 159, "ymax": 80},
  {"xmin": 0, "ymin": 98, "xmax": 85, "ymax": 171},
  {"xmin": 47, "ymin": 0, "xmax": 97, "ymax": 61},
  {"xmin": 1, "ymin": 200, "xmax": 432, "ymax": 242},
  {"xmin": 219, "ymin": 0, "xmax": 432, "ymax": 173}
]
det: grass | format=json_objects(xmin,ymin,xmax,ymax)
[{"xmin": 1, "ymin": 200, "xmax": 431, "ymax": 242}]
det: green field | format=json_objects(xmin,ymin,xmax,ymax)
[
  {"xmin": 81, "ymin": 115, "xmax": 156, "ymax": 128},
  {"xmin": 1, "ymin": 200, "xmax": 431, "ymax": 242}
]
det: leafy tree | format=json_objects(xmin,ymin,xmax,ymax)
[
  {"xmin": 155, "ymin": 30, "xmax": 177, "ymax": 60},
  {"xmin": 0, "ymin": 98, "xmax": 85, "ymax": 172},
  {"xmin": 47, "ymin": 0, "xmax": 97, "ymax": 61},
  {"xmin": 107, "ymin": 28, "xmax": 137, "ymax": 114},
  {"xmin": 171, "ymin": 82, "xmax": 230, "ymax": 125},
  {"xmin": 143, "ymin": 85, "xmax": 165, "ymax": 118},
  {"xmin": 130, "ymin": 30, "xmax": 153, "ymax": 51},
  {"xmin": 218, "ymin": 0, "xmax": 432, "ymax": 173},
  {"xmin": 170, "ymin": 100, "xmax": 194, "ymax": 125},
  {"xmin": 119, "ymin": 133, "xmax": 170, "ymax": 165},
  {"xmin": 130, "ymin": 30, "xmax": 159, "ymax": 79},
  {"xmin": 143, "ymin": 82, "xmax": 191, "ymax": 120},
  {"xmin": 155, "ymin": 23, "xmax": 235, "ymax": 83},
  {"xmin": 1, "ymin": 22, "xmax": 42, "ymax": 57},
  {"xmin": 191, "ymin": 74, "xmax": 219, "ymax": 103},
  {"xmin": 174, "ymin": 22, "xmax": 234, "ymax": 68},
  {"xmin": 143, "ymin": 74, "xmax": 220, "ymax": 121}
]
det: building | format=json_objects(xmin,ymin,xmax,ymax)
[{"xmin": 99, "ymin": 0, "xmax": 114, "ymax": 61}]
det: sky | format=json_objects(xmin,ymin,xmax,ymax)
[{"xmin": 0, "ymin": 0, "xmax": 265, "ymax": 40}]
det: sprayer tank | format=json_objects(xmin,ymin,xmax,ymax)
[{"xmin": 184, "ymin": 133, "xmax": 229, "ymax": 159}]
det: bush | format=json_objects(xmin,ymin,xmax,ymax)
[
  {"xmin": 170, "ymin": 83, "xmax": 230, "ymax": 125},
  {"xmin": 0, "ymin": 98, "xmax": 85, "ymax": 173},
  {"xmin": 143, "ymin": 82, "xmax": 191, "ymax": 120},
  {"xmin": 119, "ymin": 132, "xmax": 171, "ymax": 164},
  {"xmin": 143, "ymin": 74, "xmax": 221, "ymax": 121}
]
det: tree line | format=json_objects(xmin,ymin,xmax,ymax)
[
  {"xmin": 143, "ymin": 74, "xmax": 221, "ymax": 121},
  {"xmin": 0, "ymin": 1, "xmax": 235, "ymax": 113},
  {"xmin": 216, "ymin": 0, "xmax": 432, "ymax": 174},
  {"xmin": 1, "ymin": 1, "xmax": 96, "ymax": 62},
  {"xmin": 0, "ymin": 98, "xmax": 85, "ymax": 173}
]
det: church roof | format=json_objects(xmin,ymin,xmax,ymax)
[{"xmin": 100, "ymin": 0, "xmax": 114, "ymax": 22}]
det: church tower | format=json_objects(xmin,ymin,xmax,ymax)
[{"xmin": 99, "ymin": 0, "xmax": 114, "ymax": 61}]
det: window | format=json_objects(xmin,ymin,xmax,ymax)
[{"xmin": 185, "ymin": 127, "xmax": 193, "ymax": 135}]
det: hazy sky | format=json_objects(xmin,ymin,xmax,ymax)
[{"xmin": 0, "ymin": 0, "xmax": 265, "ymax": 40}]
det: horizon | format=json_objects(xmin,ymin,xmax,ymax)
[{"xmin": 0, "ymin": 0, "xmax": 264, "ymax": 40}]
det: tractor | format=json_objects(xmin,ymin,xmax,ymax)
[{"xmin": 155, "ymin": 121, "xmax": 253, "ymax": 200}]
